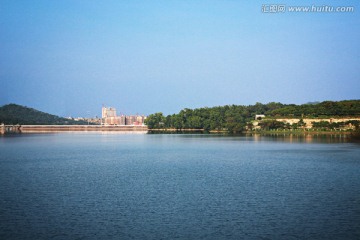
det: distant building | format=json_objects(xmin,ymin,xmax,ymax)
[
  {"xmin": 119, "ymin": 115, "xmax": 126, "ymax": 125},
  {"xmin": 101, "ymin": 106, "xmax": 146, "ymax": 126},
  {"xmin": 255, "ymin": 114, "xmax": 265, "ymax": 120},
  {"xmin": 125, "ymin": 116, "xmax": 136, "ymax": 125},
  {"xmin": 102, "ymin": 107, "xmax": 116, "ymax": 118},
  {"xmin": 102, "ymin": 106, "xmax": 117, "ymax": 125},
  {"xmin": 104, "ymin": 116, "xmax": 121, "ymax": 125}
]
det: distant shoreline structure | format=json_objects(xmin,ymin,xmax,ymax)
[
  {"xmin": 1, "ymin": 124, "xmax": 148, "ymax": 134},
  {"xmin": 101, "ymin": 106, "xmax": 146, "ymax": 126}
]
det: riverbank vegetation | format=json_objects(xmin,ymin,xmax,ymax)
[{"xmin": 145, "ymin": 100, "xmax": 360, "ymax": 133}]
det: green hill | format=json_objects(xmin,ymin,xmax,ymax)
[{"xmin": 0, "ymin": 104, "xmax": 88, "ymax": 125}]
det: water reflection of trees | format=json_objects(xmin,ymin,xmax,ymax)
[{"xmin": 247, "ymin": 133, "xmax": 351, "ymax": 144}]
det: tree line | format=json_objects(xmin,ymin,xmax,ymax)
[{"xmin": 145, "ymin": 100, "xmax": 360, "ymax": 133}]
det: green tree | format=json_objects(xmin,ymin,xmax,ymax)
[
  {"xmin": 258, "ymin": 120, "xmax": 285, "ymax": 130},
  {"xmin": 144, "ymin": 112, "xmax": 165, "ymax": 129}
]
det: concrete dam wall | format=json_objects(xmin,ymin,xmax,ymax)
[{"xmin": 1, "ymin": 125, "xmax": 148, "ymax": 134}]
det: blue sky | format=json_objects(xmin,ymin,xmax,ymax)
[{"xmin": 1, "ymin": 0, "xmax": 359, "ymax": 117}]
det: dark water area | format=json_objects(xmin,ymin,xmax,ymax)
[{"xmin": 1, "ymin": 133, "xmax": 360, "ymax": 239}]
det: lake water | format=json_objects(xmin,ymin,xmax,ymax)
[{"xmin": 0, "ymin": 133, "xmax": 359, "ymax": 239}]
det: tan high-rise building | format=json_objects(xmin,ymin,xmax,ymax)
[
  {"xmin": 102, "ymin": 107, "xmax": 116, "ymax": 118},
  {"xmin": 102, "ymin": 107, "xmax": 117, "ymax": 125}
]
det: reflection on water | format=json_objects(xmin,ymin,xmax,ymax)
[
  {"xmin": 248, "ymin": 133, "xmax": 352, "ymax": 144},
  {"xmin": 147, "ymin": 131, "xmax": 357, "ymax": 144}
]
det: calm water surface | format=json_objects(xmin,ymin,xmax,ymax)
[{"xmin": 0, "ymin": 133, "xmax": 359, "ymax": 239}]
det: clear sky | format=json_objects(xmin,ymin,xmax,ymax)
[{"xmin": 1, "ymin": 0, "xmax": 359, "ymax": 117}]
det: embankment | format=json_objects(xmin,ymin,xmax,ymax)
[{"xmin": 19, "ymin": 125, "xmax": 148, "ymax": 133}]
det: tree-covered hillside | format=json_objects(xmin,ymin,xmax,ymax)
[
  {"xmin": 145, "ymin": 100, "xmax": 360, "ymax": 133},
  {"xmin": 267, "ymin": 100, "xmax": 360, "ymax": 117},
  {"xmin": 0, "ymin": 104, "xmax": 88, "ymax": 125}
]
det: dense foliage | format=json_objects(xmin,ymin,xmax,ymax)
[
  {"xmin": 0, "ymin": 104, "xmax": 88, "ymax": 125},
  {"xmin": 145, "ymin": 100, "xmax": 360, "ymax": 133},
  {"xmin": 267, "ymin": 100, "xmax": 360, "ymax": 117},
  {"xmin": 311, "ymin": 120, "xmax": 360, "ymax": 131}
]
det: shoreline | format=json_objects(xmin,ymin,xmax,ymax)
[
  {"xmin": 1, "ymin": 125, "xmax": 148, "ymax": 134},
  {"xmin": 147, "ymin": 128, "xmax": 354, "ymax": 135},
  {"xmin": 1, "ymin": 125, "xmax": 357, "ymax": 138}
]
